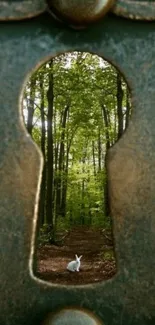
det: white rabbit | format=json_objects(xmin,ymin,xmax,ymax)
[{"xmin": 67, "ymin": 254, "xmax": 82, "ymax": 272}]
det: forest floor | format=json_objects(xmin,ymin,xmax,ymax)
[{"xmin": 37, "ymin": 226, "xmax": 117, "ymax": 285}]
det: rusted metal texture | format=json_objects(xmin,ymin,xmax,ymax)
[{"xmin": 0, "ymin": 11, "xmax": 155, "ymax": 325}]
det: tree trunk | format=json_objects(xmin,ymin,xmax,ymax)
[
  {"xmin": 52, "ymin": 103, "xmax": 58, "ymax": 223},
  {"xmin": 101, "ymin": 104, "xmax": 111, "ymax": 150},
  {"xmin": 27, "ymin": 75, "xmax": 36, "ymax": 135},
  {"xmin": 61, "ymin": 123, "xmax": 78, "ymax": 218},
  {"xmin": 60, "ymin": 148, "xmax": 69, "ymax": 218},
  {"xmin": 81, "ymin": 176, "xmax": 85, "ymax": 225},
  {"xmin": 46, "ymin": 60, "xmax": 54, "ymax": 229},
  {"xmin": 80, "ymin": 146, "xmax": 87, "ymax": 224},
  {"xmin": 101, "ymin": 104, "xmax": 111, "ymax": 217},
  {"xmin": 55, "ymin": 104, "xmax": 69, "ymax": 219},
  {"xmin": 38, "ymin": 72, "xmax": 46, "ymax": 227},
  {"xmin": 116, "ymin": 72, "xmax": 124, "ymax": 139},
  {"xmin": 98, "ymin": 128, "xmax": 101, "ymax": 172},
  {"xmin": 114, "ymin": 106, "xmax": 117, "ymax": 144},
  {"xmin": 92, "ymin": 140, "xmax": 96, "ymax": 176}
]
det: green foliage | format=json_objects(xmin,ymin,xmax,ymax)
[
  {"xmin": 32, "ymin": 126, "xmax": 41, "ymax": 147},
  {"xmin": 102, "ymin": 250, "xmax": 115, "ymax": 261},
  {"xmin": 23, "ymin": 51, "xmax": 131, "ymax": 233},
  {"xmin": 38, "ymin": 224, "xmax": 55, "ymax": 246}
]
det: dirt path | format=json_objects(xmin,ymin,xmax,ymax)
[{"xmin": 36, "ymin": 227, "xmax": 116, "ymax": 285}]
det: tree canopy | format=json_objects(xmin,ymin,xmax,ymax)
[{"xmin": 23, "ymin": 51, "xmax": 131, "ymax": 242}]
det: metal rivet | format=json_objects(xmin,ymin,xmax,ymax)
[
  {"xmin": 47, "ymin": 0, "xmax": 115, "ymax": 27},
  {"xmin": 43, "ymin": 308, "xmax": 103, "ymax": 325}
]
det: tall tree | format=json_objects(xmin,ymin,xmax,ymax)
[
  {"xmin": 116, "ymin": 72, "xmax": 124, "ymax": 139},
  {"xmin": 46, "ymin": 60, "xmax": 54, "ymax": 228},
  {"xmin": 27, "ymin": 75, "xmax": 37, "ymax": 135},
  {"xmin": 38, "ymin": 71, "xmax": 46, "ymax": 227},
  {"xmin": 55, "ymin": 103, "xmax": 70, "ymax": 219}
]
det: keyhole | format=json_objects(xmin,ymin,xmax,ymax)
[{"xmin": 22, "ymin": 51, "xmax": 131, "ymax": 285}]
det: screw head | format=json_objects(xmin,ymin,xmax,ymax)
[
  {"xmin": 47, "ymin": 0, "xmax": 115, "ymax": 27},
  {"xmin": 43, "ymin": 307, "xmax": 103, "ymax": 325}
]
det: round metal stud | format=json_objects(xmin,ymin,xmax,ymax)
[
  {"xmin": 43, "ymin": 308, "xmax": 103, "ymax": 325},
  {"xmin": 0, "ymin": 1, "xmax": 47, "ymax": 21},
  {"xmin": 47, "ymin": 0, "xmax": 115, "ymax": 27}
]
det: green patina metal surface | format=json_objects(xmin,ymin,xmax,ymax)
[
  {"xmin": 1, "ymin": 1, "xmax": 155, "ymax": 325},
  {"xmin": 0, "ymin": 0, "xmax": 47, "ymax": 20},
  {"xmin": 112, "ymin": 0, "xmax": 155, "ymax": 20},
  {"xmin": 1, "ymin": 0, "xmax": 155, "ymax": 21}
]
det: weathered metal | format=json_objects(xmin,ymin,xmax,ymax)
[
  {"xmin": 1, "ymin": 0, "xmax": 155, "ymax": 22},
  {"xmin": 46, "ymin": 0, "xmax": 115, "ymax": 26},
  {"xmin": 0, "ymin": 1, "xmax": 47, "ymax": 20},
  {"xmin": 0, "ymin": 2, "xmax": 155, "ymax": 325},
  {"xmin": 112, "ymin": 0, "xmax": 155, "ymax": 20},
  {"xmin": 43, "ymin": 308, "xmax": 102, "ymax": 324}
]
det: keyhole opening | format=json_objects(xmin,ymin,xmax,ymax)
[{"xmin": 22, "ymin": 51, "xmax": 131, "ymax": 285}]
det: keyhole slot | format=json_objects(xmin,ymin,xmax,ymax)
[{"xmin": 22, "ymin": 51, "xmax": 131, "ymax": 285}]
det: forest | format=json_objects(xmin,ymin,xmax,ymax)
[{"xmin": 23, "ymin": 52, "xmax": 131, "ymax": 284}]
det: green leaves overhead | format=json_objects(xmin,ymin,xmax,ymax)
[{"xmin": 23, "ymin": 51, "xmax": 131, "ymax": 230}]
